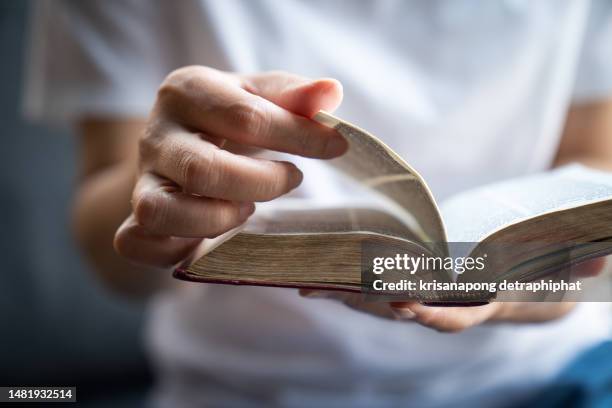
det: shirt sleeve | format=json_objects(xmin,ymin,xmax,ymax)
[
  {"xmin": 23, "ymin": 0, "xmax": 185, "ymax": 124},
  {"xmin": 572, "ymin": 0, "xmax": 612, "ymax": 103}
]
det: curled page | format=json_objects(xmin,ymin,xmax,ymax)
[{"xmin": 314, "ymin": 111, "xmax": 447, "ymax": 248}]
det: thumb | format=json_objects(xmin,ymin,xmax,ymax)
[{"xmin": 241, "ymin": 71, "xmax": 343, "ymax": 118}]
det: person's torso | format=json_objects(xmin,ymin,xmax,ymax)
[{"xmin": 147, "ymin": 1, "xmax": 610, "ymax": 407}]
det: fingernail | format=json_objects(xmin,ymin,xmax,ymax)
[
  {"xmin": 239, "ymin": 203, "xmax": 255, "ymax": 219},
  {"xmin": 291, "ymin": 167, "xmax": 304, "ymax": 187},
  {"xmin": 324, "ymin": 135, "xmax": 348, "ymax": 158},
  {"xmin": 391, "ymin": 306, "xmax": 416, "ymax": 320}
]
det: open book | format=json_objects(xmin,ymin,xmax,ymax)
[{"xmin": 174, "ymin": 111, "xmax": 612, "ymax": 303}]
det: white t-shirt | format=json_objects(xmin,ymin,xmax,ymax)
[{"xmin": 26, "ymin": 1, "xmax": 612, "ymax": 407}]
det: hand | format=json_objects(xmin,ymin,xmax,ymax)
[
  {"xmin": 114, "ymin": 67, "xmax": 347, "ymax": 268},
  {"xmin": 301, "ymin": 258, "xmax": 607, "ymax": 332}
]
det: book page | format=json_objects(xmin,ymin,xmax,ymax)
[
  {"xmin": 246, "ymin": 205, "xmax": 422, "ymax": 243},
  {"xmin": 441, "ymin": 164, "xmax": 612, "ymax": 243},
  {"xmin": 314, "ymin": 111, "xmax": 447, "ymax": 246}
]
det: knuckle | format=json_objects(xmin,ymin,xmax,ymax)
[
  {"xmin": 113, "ymin": 228, "xmax": 130, "ymax": 258},
  {"xmin": 227, "ymin": 99, "xmax": 271, "ymax": 140},
  {"xmin": 162, "ymin": 66, "xmax": 199, "ymax": 89},
  {"xmin": 113, "ymin": 230, "xmax": 147, "ymax": 265},
  {"xmin": 166, "ymin": 66, "xmax": 198, "ymax": 83},
  {"xmin": 178, "ymin": 148, "xmax": 219, "ymax": 194},
  {"xmin": 157, "ymin": 66, "xmax": 211, "ymax": 107},
  {"xmin": 295, "ymin": 126, "xmax": 317, "ymax": 156},
  {"xmin": 139, "ymin": 123, "xmax": 163, "ymax": 161},
  {"xmin": 178, "ymin": 152, "xmax": 203, "ymax": 192},
  {"xmin": 157, "ymin": 80, "xmax": 184, "ymax": 109},
  {"xmin": 133, "ymin": 191, "xmax": 165, "ymax": 230},
  {"xmin": 205, "ymin": 150, "xmax": 229, "ymax": 196}
]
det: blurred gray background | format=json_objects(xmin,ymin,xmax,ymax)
[{"xmin": 0, "ymin": 1, "xmax": 151, "ymax": 405}]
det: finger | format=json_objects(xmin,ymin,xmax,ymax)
[
  {"xmin": 143, "ymin": 128, "xmax": 303, "ymax": 201},
  {"xmin": 390, "ymin": 301, "xmax": 500, "ymax": 333},
  {"xmin": 114, "ymin": 214, "xmax": 202, "ymax": 268},
  {"xmin": 299, "ymin": 290, "xmax": 398, "ymax": 319},
  {"xmin": 132, "ymin": 172, "xmax": 255, "ymax": 237},
  {"xmin": 299, "ymin": 289, "xmax": 343, "ymax": 299},
  {"xmin": 572, "ymin": 257, "xmax": 606, "ymax": 278},
  {"xmin": 242, "ymin": 71, "xmax": 343, "ymax": 118},
  {"xmin": 159, "ymin": 67, "xmax": 348, "ymax": 158}
]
